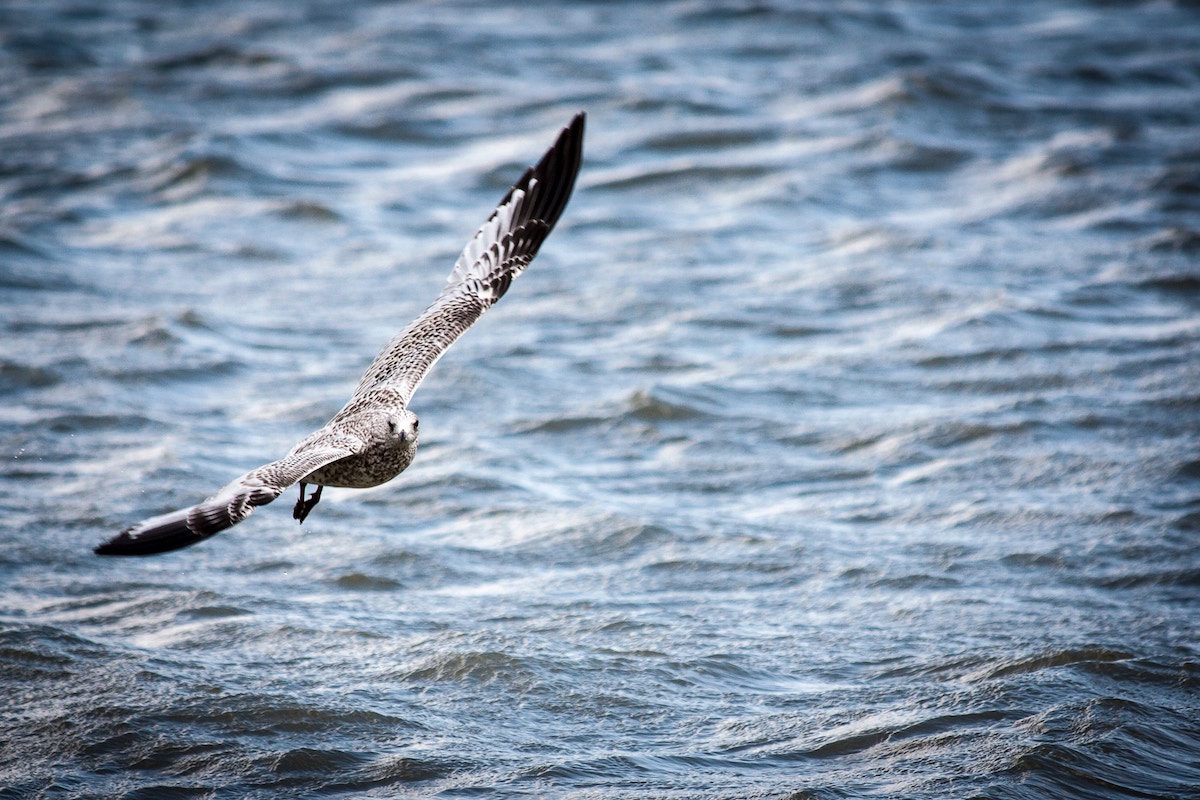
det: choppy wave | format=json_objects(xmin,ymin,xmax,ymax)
[{"xmin": 2, "ymin": 0, "xmax": 1199, "ymax": 798}]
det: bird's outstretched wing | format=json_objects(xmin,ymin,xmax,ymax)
[
  {"xmin": 96, "ymin": 113, "xmax": 584, "ymax": 557},
  {"xmin": 94, "ymin": 439, "xmax": 361, "ymax": 556},
  {"xmin": 352, "ymin": 112, "xmax": 585, "ymax": 406}
]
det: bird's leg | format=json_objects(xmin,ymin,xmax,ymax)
[
  {"xmin": 303, "ymin": 484, "xmax": 324, "ymax": 522},
  {"xmin": 292, "ymin": 482, "xmax": 307, "ymax": 520},
  {"xmin": 292, "ymin": 483, "xmax": 323, "ymax": 524}
]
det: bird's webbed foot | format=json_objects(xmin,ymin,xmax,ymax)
[{"xmin": 292, "ymin": 483, "xmax": 324, "ymax": 524}]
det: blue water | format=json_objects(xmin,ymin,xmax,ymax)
[{"xmin": 2, "ymin": 1, "xmax": 1199, "ymax": 798}]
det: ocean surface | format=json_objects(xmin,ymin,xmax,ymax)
[{"xmin": 2, "ymin": 1, "xmax": 1199, "ymax": 798}]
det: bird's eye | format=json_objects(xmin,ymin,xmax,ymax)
[
  {"xmin": 412, "ymin": 418, "xmax": 419, "ymax": 430},
  {"xmin": 387, "ymin": 419, "xmax": 397, "ymax": 434}
]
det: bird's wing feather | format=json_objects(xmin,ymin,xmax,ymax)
[
  {"xmin": 94, "ymin": 438, "xmax": 361, "ymax": 556},
  {"xmin": 352, "ymin": 112, "xmax": 584, "ymax": 406}
]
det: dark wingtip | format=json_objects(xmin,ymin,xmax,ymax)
[
  {"xmin": 526, "ymin": 112, "xmax": 585, "ymax": 233},
  {"xmin": 94, "ymin": 514, "xmax": 213, "ymax": 556},
  {"xmin": 94, "ymin": 530, "xmax": 141, "ymax": 556},
  {"xmin": 496, "ymin": 112, "xmax": 585, "ymax": 232}
]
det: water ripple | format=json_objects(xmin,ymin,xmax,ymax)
[{"xmin": 2, "ymin": 1, "xmax": 1199, "ymax": 798}]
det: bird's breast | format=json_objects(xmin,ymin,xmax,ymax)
[{"xmin": 303, "ymin": 441, "xmax": 416, "ymax": 489}]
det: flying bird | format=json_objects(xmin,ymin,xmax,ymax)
[{"xmin": 95, "ymin": 113, "xmax": 585, "ymax": 556}]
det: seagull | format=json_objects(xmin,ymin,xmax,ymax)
[{"xmin": 95, "ymin": 113, "xmax": 585, "ymax": 556}]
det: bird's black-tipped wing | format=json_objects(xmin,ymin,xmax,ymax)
[
  {"xmin": 95, "ymin": 441, "xmax": 360, "ymax": 556},
  {"xmin": 352, "ymin": 112, "xmax": 585, "ymax": 406}
]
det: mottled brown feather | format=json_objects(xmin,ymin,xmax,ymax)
[{"xmin": 353, "ymin": 113, "xmax": 584, "ymax": 405}]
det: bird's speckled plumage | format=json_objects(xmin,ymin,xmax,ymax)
[{"xmin": 95, "ymin": 113, "xmax": 585, "ymax": 556}]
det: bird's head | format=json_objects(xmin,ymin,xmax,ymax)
[{"xmin": 383, "ymin": 410, "xmax": 419, "ymax": 448}]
